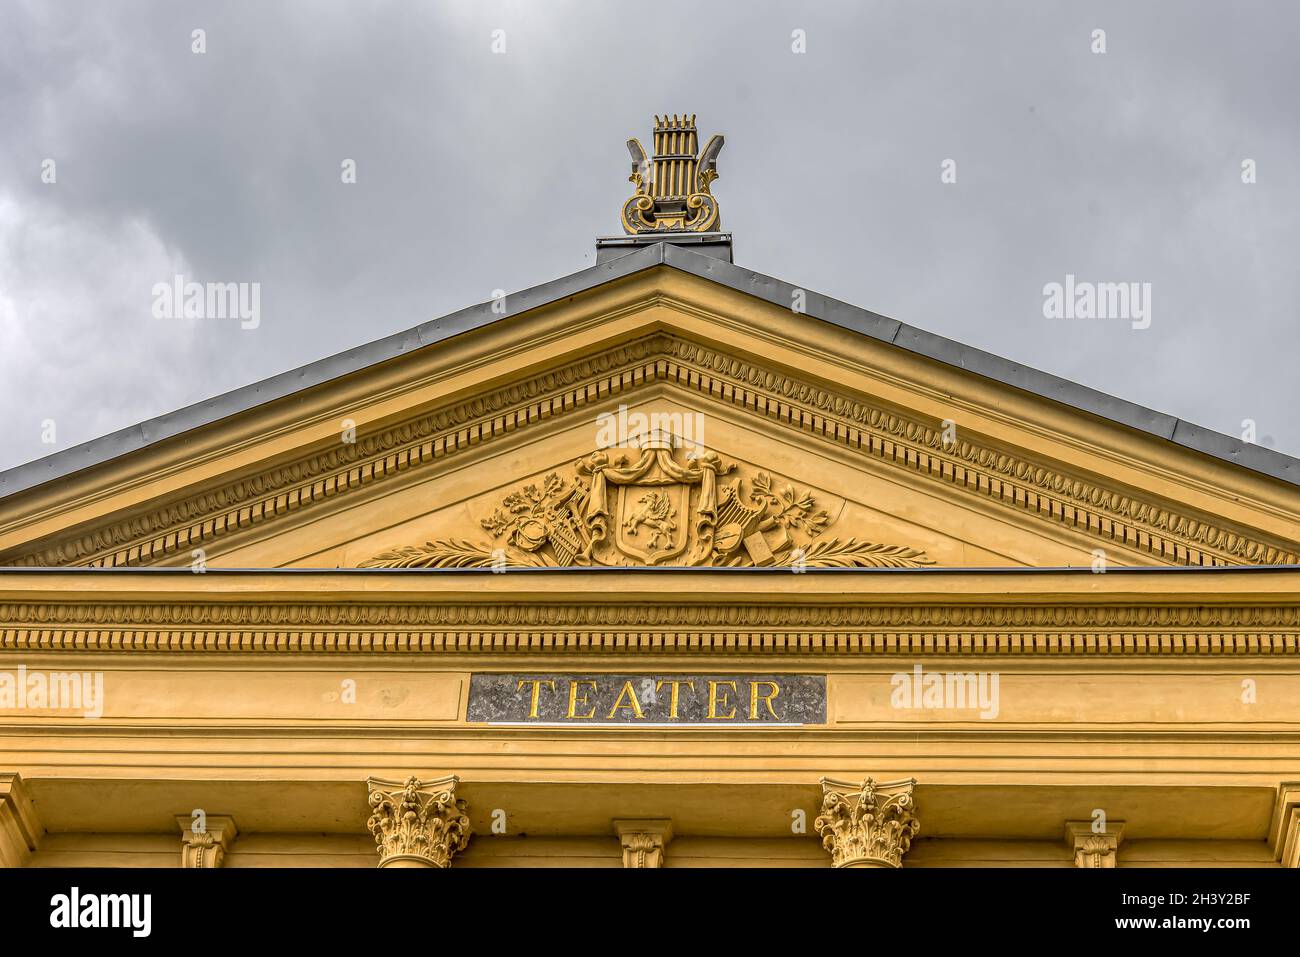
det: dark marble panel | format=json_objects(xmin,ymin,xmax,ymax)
[{"xmin": 468, "ymin": 673, "xmax": 826, "ymax": 725}]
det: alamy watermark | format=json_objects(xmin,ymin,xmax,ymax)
[
  {"xmin": 1042, "ymin": 274, "xmax": 1151, "ymax": 330},
  {"xmin": 50, "ymin": 887, "xmax": 150, "ymax": 937},
  {"xmin": 0, "ymin": 665, "xmax": 104, "ymax": 719},
  {"xmin": 152, "ymin": 275, "xmax": 260, "ymax": 329},
  {"xmin": 890, "ymin": 664, "xmax": 999, "ymax": 719},
  {"xmin": 595, "ymin": 404, "xmax": 706, "ymax": 454}
]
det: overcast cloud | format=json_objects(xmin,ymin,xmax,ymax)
[{"xmin": 2, "ymin": 0, "xmax": 1298, "ymax": 474}]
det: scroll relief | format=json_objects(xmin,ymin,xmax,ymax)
[{"xmin": 360, "ymin": 438, "xmax": 933, "ymax": 569}]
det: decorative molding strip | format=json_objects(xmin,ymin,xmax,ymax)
[
  {"xmin": 661, "ymin": 337, "xmax": 1298, "ymax": 568},
  {"xmin": 1, "ymin": 602, "xmax": 1298, "ymax": 655},
  {"xmin": 4, "ymin": 333, "xmax": 1296, "ymax": 571},
  {"xmin": 4, "ymin": 337, "xmax": 671, "ymax": 569},
  {"xmin": 0, "ymin": 630, "xmax": 1295, "ymax": 656},
  {"xmin": 7, "ymin": 601, "xmax": 1300, "ymax": 629}
]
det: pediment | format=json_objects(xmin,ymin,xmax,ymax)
[{"xmin": 3, "ymin": 262, "xmax": 1300, "ymax": 570}]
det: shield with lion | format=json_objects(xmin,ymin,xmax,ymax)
[{"xmin": 613, "ymin": 481, "xmax": 691, "ymax": 564}]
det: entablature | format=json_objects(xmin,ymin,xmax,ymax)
[{"xmin": 2, "ymin": 567, "xmax": 1300, "ymax": 658}]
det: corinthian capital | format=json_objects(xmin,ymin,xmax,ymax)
[
  {"xmin": 366, "ymin": 775, "xmax": 472, "ymax": 868},
  {"xmin": 815, "ymin": 777, "xmax": 919, "ymax": 868}
]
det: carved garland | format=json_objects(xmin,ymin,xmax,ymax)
[{"xmin": 4, "ymin": 332, "xmax": 1295, "ymax": 570}]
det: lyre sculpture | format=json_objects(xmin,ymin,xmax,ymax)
[{"xmin": 622, "ymin": 114, "xmax": 724, "ymax": 234}]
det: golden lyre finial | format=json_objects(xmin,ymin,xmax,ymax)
[{"xmin": 622, "ymin": 114, "xmax": 724, "ymax": 234}]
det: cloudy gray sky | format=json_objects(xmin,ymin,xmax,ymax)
[{"xmin": 2, "ymin": 0, "xmax": 1297, "ymax": 475}]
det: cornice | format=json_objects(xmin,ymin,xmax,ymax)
[
  {"xmin": 2, "ymin": 336, "xmax": 670, "ymax": 568},
  {"xmin": 3, "ymin": 333, "xmax": 1297, "ymax": 570},
  {"xmin": 660, "ymin": 337, "xmax": 1297, "ymax": 567},
  {"xmin": 1, "ymin": 600, "xmax": 1297, "ymax": 656}
]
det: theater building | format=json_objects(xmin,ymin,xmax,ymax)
[{"xmin": 1, "ymin": 117, "xmax": 1298, "ymax": 869}]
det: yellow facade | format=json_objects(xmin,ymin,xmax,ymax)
[{"xmin": 2, "ymin": 226, "xmax": 1299, "ymax": 868}]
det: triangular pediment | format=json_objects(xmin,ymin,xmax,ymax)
[{"xmin": 3, "ymin": 253, "xmax": 1299, "ymax": 570}]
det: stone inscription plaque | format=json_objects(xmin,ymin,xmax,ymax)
[{"xmin": 467, "ymin": 674, "xmax": 826, "ymax": 726}]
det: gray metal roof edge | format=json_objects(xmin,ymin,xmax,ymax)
[
  {"xmin": 0, "ymin": 242, "xmax": 670, "ymax": 499},
  {"xmin": 2, "ymin": 239, "xmax": 1297, "ymax": 500},
  {"xmin": 2, "ymin": 563, "xmax": 1298, "ymax": 575},
  {"xmin": 659, "ymin": 243, "xmax": 1300, "ymax": 487}
]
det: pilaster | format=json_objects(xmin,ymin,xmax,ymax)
[
  {"xmin": 176, "ymin": 814, "xmax": 239, "ymax": 868},
  {"xmin": 613, "ymin": 819, "xmax": 673, "ymax": 868},
  {"xmin": 1065, "ymin": 820, "xmax": 1125, "ymax": 868}
]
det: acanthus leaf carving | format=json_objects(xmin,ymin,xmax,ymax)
[
  {"xmin": 815, "ymin": 777, "xmax": 920, "ymax": 869},
  {"xmin": 366, "ymin": 775, "xmax": 471, "ymax": 868},
  {"xmin": 355, "ymin": 539, "xmax": 545, "ymax": 570}
]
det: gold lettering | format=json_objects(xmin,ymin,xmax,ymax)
[
  {"xmin": 517, "ymin": 678, "xmax": 555, "ymax": 719},
  {"xmin": 749, "ymin": 680, "xmax": 781, "ymax": 720},
  {"xmin": 606, "ymin": 680, "xmax": 645, "ymax": 719},
  {"xmin": 567, "ymin": 680, "xmax": 597, "ymax": 719},
  {"xmin": 708, "ymin": 680, "xmax": 737, "ymax": 720},
  {"xmin": 655, "ymin": 679, "xmax": 695, "ymax": 719}
]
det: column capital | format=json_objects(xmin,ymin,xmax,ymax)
[
  {"xmin": 815, "ymin": 776, "xmax": 919, "ymax": 868},
  {"xmin": 613, "ymin": 819, "xmax": 673, "ymax": 868},
  {"xmin": 0, "ymin": 772, "xmax": 43, "ymax": 868},
  {"xmin": 175, "ymin": 813, "xmax": 238, "ymax": 868},
  {"xmin": 366, "ymin": 775, "xmax": 472, "ymax": 868},
  {"xmin": 1065, "ymin": 820, "xmax": 1125, "ymax": 868}
]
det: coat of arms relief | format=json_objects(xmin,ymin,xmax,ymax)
[{"xmin": 360, "ymin": 433, "xmax": 933, "ymax": 569}]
